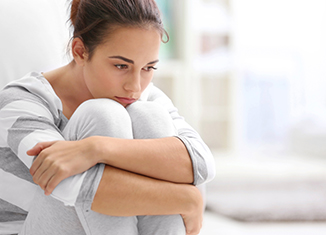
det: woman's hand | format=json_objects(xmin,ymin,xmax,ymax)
[
  {"xmin": 182, "ymin": 211, "xmax": 203, "ymax": 235},
  {"xmin": 28, "ymin": 138, "xmax": 98, "ymax": 195},
  {"xmin": 181, "ymin": 187, "xmax": 204, "ymax": 235}
]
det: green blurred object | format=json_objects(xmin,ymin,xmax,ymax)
[{"xmin": 155, "ymin": 0, "xmax": 176, "ymax": 59}]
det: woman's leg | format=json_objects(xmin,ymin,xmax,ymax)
[
  {"xmin": 127, "ymin": 101, "xmax": 186, "ymax": 235},
  {"xmin": 20, "ymin": 99, "xmax": 138, "ymax": 235}
]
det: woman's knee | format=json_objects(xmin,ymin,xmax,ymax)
[
  {"xmin": 81, "ymin": 98, "xmax": 128, "ymax": 115},
  {"xmin": 126, "ymin": 101, "xmax": 176, "ymax": 139},
  {"xmin": 65, "ymin": 99, "xmax": 133, "ymax": 139}
]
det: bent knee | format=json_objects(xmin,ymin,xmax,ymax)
[
  {"xmin": 70, "ymin": 99, "xmax": 133, "ymax": 138},
  {"xmin": 126, "ymin": 101, "xmax": 176, "ymax": 139},
  {"xmin": 78, "ymin": 99, "xmax": 127, "ymax": 117},
  {"xmin": 75, "ymin": 99, "xmax": 132, "ymax": 124},
  {"xmin": 126, "ymin": 101, "xmax": 170, "ymax": 123}
]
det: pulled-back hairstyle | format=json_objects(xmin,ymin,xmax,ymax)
[{"xmin": 69, "ymin": 0, "xmax": 169, "ymax": 59}]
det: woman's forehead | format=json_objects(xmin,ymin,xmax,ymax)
[{"xmin": 95, "ymin": 27, "xmax": 161, "ymax": 61}]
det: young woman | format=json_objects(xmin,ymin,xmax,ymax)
[{"xmin": 0, "ymin": 0, "xmax": 215, "ymax": 234}]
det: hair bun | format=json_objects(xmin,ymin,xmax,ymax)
[{"xmin": 70, "ymin": 0, "xmax": 81, "ymax": 27}]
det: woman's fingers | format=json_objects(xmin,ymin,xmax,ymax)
[
  {"xmin": 29, "ymin": 141, "xmax": 58, "ymax": 175},
  {"xmin": 31, "ymin": 151, "xmax": 73, "ymax": 195},
  {"xmin": 29, "ymin": 151, "xmax": 46, "ymax": 176},
  {"xmin": 44, "ymin": 168, "xmax": 71, "ymax": 195},
  {"xmin": 44, "ymin": 175, "xmax": 56, "ymax": 196},
  {"xmin": 27, "ymin": 141, "xmax": 57, "ymax": 156},
  {"xmin": 31, "ymin": 156, "xmax": 53, "ymax": 187},
  {"xmin": 29, "ymin": 155, "xmax": 42, "ymax": 176},
  {"xmin": 32, "ymin": 159, "xmax": 65, "ymax": 195}
]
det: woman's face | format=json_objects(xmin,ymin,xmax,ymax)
[{"xmin": 82, "ymin": 27, "xmax": 161, "ymax": 107}]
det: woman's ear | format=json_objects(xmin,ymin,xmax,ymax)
[{"xmin": 71, "ymin": 38, "xmax": 88, "ymax": 65}]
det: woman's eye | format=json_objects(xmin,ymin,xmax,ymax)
[
  {"xmin": 115, "ymin": 64, "xmax": 128, "ymax": 70},
  {"xmin": 143, "ymin": 66, "xmax": 158, "ymax": 71}
]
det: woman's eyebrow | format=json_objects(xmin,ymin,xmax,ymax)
[
  {"xmin": 147, "ymin": 59, "xmax": 159, "ymax": 65},
  {"xmin": 109, "ymin": 56, "xmax": 159, "ymax": 65},
  {"xmin": 109, "ymin": 56, "xmax": 134, "ymax": 64}
]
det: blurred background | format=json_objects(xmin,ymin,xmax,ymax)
[
  {"xmin": 1, "ymin": 0, "xmax": 326, "ymax": 234},
  {"xmin": 154, "ymin": 0, "xmax": 326, "ymax": 234}
]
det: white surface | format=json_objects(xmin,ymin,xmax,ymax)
[
  {"xmin": 200, "ymin": 150, "xmax": 326, "ymax": 234},
  {"xmin": 211, "ymin": 150, "xmax": 326, "ymax": 181},
  {"xmin": 200, "ymin": 211, "xmax": 326, "ymax": 235}
]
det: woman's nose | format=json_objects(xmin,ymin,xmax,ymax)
[{"xmin": 124, "ymin": 73, "xmax": 141, "ymax": 93}]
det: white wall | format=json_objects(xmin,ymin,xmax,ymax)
[{"xmin": 0, "ymin": 0, "xmax": 70, "ymax": 89}]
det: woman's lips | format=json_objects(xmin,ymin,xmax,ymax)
[{"xmin": 115, "ymin": 97, "xmax": 137, "ymax": 105}]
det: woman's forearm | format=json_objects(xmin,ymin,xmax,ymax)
[
  {"xmin": 92, "ymin": 136, "xmax": 194, "ymax": 184},
  {"xmin": 91, "ymin": 165, "xmax": 201, "ymax": 216}
]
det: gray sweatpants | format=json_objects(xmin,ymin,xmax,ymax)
[{"xmin": 20, "ymin": 99, "xmax": 186, "ymax": 235}]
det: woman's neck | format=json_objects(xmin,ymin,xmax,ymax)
[{"xmin": 43, "ymin": 62, "xmax": 93, "ymax": 119}]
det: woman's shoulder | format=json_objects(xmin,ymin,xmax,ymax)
[
  {"xmin": 4, "ymin": 72, "xmax": 51, "ymax": 94},
  {"xmin": 0, "ymin": 72, "xmax": 62, "ymax": 114}
]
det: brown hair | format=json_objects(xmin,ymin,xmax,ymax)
[{"xmin": 69, "ymin": 0, "xmax": 169, "ymax": 59}]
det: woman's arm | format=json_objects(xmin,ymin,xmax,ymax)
[
  {"xmin": 147, "ymin": 85, "xmax": 216, "ymax": 186},
  {"xmin": 28, "ymin": 136, "xmax": 193, "ymax": 196},
  {"xmin": 91, "ymin": 165, "xmax": 203, "ymax": 235},
  {"xmin": 92, "ymin": 166, "xmax": 195, "ymax": 215},
  {"xmin": 29, "ymin": 142, "xmax": 203, "ymax": 234},
  {"xmin": 94, "ymin": 135, "xmax": 194, "ymax": 183}
]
